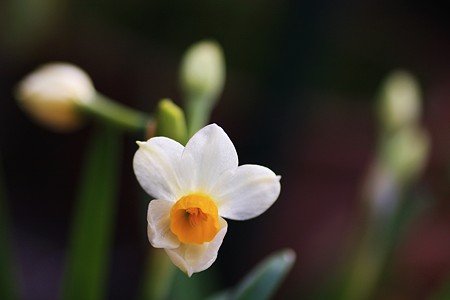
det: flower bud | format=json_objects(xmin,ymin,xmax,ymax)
[
  {"xmin": 155, "ymin": 99, "xmax": 188, "ymax": 144},
  {"xmin": 180, "ymin": 40, "xmax": 225, "ymax": 101},
  {"xmin": 16, "ymin": 62, "xmax": 95, "ymax": 131},
  {"xmin": 377, "ymin": 70, "xmax": 421, "ymax": 132}
]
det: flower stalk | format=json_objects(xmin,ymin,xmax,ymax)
[
  {"xmin": 179, "ymin": 40, "xmax": 225, "ymax": 136},
  {"xmin": 184, "ymin": 94, "xmax": 214, "ymax": 138},
  {"xmin": 16, "ymin": 62, "xmax": 153, "ymax": 133},
  {"xmin": 140, "ymin": 249, "xmax": 176, "ymax": 300},
  {"xmin": 339, "ymin": 70, "xmax": 429, "ymax": 300},
  {"xmin": 77, "ymin": 93, "xmax": 153, "ymax": 133}
]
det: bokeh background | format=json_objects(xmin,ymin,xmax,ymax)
[{"xmin": 1, "ymin": 0, "xmax": 450, "ymax": 299}]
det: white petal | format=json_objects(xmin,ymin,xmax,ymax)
[
  {"xmin": 133, "ymin": 137, "xmax": 184, "ymax": 201},
  {"xmin": 165, "ymin": 218, "xmax": 227, "ymax": 276},
  {"xmin": 212, "ymin": 164, "xmax": 281, "ymax": 220},
  {"xmin": 180, "ymin": 124, "xmax": 238, "ymax": 193},
  {"xmin": 147, "ymin": 200, "xmax": 180, "ymax": 249}
]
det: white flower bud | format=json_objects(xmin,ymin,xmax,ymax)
[
  {"xmin": 378, "ymin": 70, "xmax": 421, "ymax": 132},
  {"xmin": 180, "ymin": 40, "xmax": 225, "ymax": 101},
  {"xmin": 16, "ymin": 62, "xmax": 96, "ymax": 131}
]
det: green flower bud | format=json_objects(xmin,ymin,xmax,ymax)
[
  {"xmin": 180, "ymin": 40, "xmax": 225, "ymax": 102},
  {"xmin": 155, "ymin": 99, "xmax": 188, "ymax": 144},
  {"xmin": 378, "ymin": 70, "xmax": 421, "ymax": 132}
]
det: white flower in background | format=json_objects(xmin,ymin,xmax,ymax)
[
  {"xmin": 133, "ymin": 124, "xmax": 281, "ymax": 276},
  {"xmin": 16, "ymin": 62, "xmax": 95, "ymax": 131}
]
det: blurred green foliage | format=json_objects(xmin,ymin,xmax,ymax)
[{"xmin": 61, "ymin": 125, "xmax": 121, "ymax": 300}]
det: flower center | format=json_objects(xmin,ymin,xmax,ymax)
[{"xmin": 170, "ymin": 194, "xmax": 220, "ymax": 244}]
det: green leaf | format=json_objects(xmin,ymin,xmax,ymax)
[
  {"xmin": 61, "ymin": 125, "xmax": 122, "ymax": 300},
  {"xmin": 208, "ymin": 249, "xmax": 296, "ymax": 300},
  {"xmin": 0, "ymin": 154, "xmax": 17, "ymax": 300}
]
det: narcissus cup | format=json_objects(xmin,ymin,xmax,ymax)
[{"xmin": 133, "ymin": 124, "xmax": 281, "ymax": 276}]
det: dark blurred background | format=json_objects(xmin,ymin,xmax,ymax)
[{"xmin": 1, "ymin": 0, "xmax": 450, "ymax": 299}]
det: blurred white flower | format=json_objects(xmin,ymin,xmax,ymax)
[
  {"xmin": 16, "ymin": 62, "xmax": 95, "ymax": 131},
  {"xmin": 133, "ymin": 124, "xmax": 281, "ymax": 276}
]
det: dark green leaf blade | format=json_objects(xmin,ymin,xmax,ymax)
[
  {"xmin": 209, "ymin": 249, "xmax": 296, "ymax": 300},
  {"xmin": 61, "ymin": 125, "xmax": 122, "ymax": 300}
]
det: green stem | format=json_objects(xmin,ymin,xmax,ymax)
[
  {"xmin": 185, "ymin": 95, "xmax": 213, "ymax": 137},
  {"xmin": 140, "ymin": 249, "xmax": 175, "ymax": 300},
  {"xmin": 340, "ymin": 181, "xmax": 424, "ymax": 300},
  {"xmin": 77, "ymin": 93, "xmax": 152, "ymax": 133},
  {"xmin": 341, "ymin": 223, "xmax": 386, "ymax": 300}
]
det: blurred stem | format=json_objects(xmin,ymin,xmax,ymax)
[
  {"xmin": 139, "ymin": 108, "xmax": 190, "ymax": 299},
  {"xmin": 341, "ymin": 183, "xmax": 424, "ymax": 300},
  {"xmin": 78, "ymin": 93, "xmax": 152, "ymax": 133},
  {"xmin": 61, "ymin": 125, "xmax": 121, "ymax": 300},
  {"xmin": 0, "ymin": 154, "xmax": 16, "ymax": 300},
  {"xmin": 140, "ymin": 249, "xmax": 175, "ymax": 300},
  {"xmin": 341, "ymin": 222, "xmax": 386, "ymax": 300},
  {"xmin": 185, "ymin": 94, "xmax": 213, "ymax": 137},
  {"xmin": 428, "ymin": 151, "xmax": 450, "ymax": 300}
]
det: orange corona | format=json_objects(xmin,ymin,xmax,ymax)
[{"xmin": 170, "ymin": 194, "xmax": 220, "ymax": 244}]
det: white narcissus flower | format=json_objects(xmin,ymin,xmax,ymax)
[
  {"xmin": 133, "ymin": 124, "xmax": 281, "ymax": 276},
  {"xmin": 16, "ymin": 62, "xmax": 95, "ymax": 131}
]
